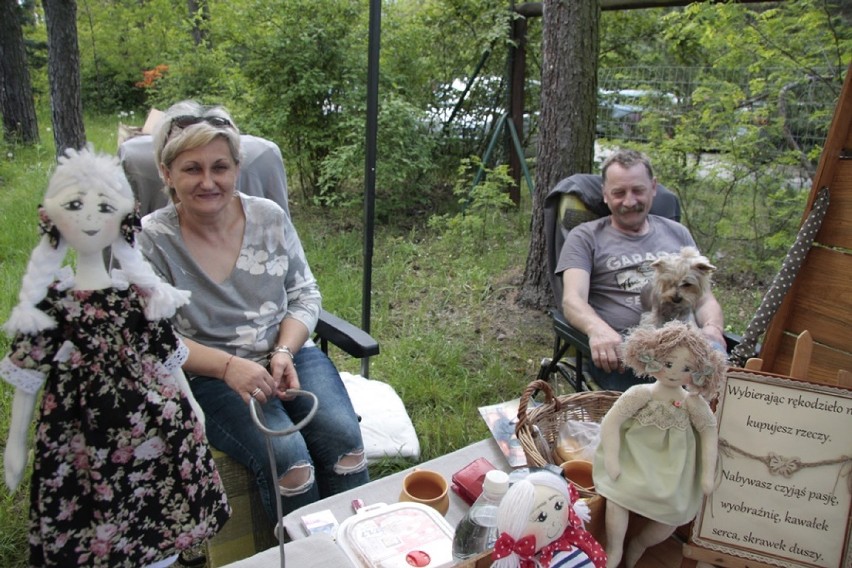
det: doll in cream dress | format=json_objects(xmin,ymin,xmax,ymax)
[{"xmin": 592, "ymin": 321, "xmax": 727, "ymax": 568}]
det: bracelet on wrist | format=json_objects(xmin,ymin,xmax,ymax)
[
  {"xmin": 222, "ymin": 354, "xmax": 235, "ymax": 381},
  {"xmin": 269, "ymin": 345, "xmax": 294, "ymax": 362}
]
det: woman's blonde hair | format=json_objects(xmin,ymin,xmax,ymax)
[{"xmin": 153, "ymin": 100, "xmax": 242, "ymax": 201}]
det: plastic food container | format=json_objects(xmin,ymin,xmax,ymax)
[{"xmin": 337, "ymin": 502, "xmax": 456, "ymax": 568}]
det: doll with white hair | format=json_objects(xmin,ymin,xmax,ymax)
[
  {"xmin": 1, "ymin": 147, "xmax": 230, "ymax": 567},
  {"xmin": 492, "ymin": 470, "xmax": 606, "ymax": 568},
  {"xmin": 592, "ymin": 321, "xmax": 727, "ymax": 568}
]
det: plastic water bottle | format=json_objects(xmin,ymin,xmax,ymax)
[{"xmin": 451, "ymin": 469, "xmax": 510, "ymax": 562}]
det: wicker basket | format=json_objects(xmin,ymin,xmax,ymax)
[{"xmin": 515, "ymin": 380, "xmax": 620, "ymax": 498}]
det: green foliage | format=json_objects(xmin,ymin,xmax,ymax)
[
  {"xmin": 144, "ymin": 48, "xmax": 246, "ymax": 110},
  {"xmin": 380, "ymin": 0, "xmax": 516, "ymax": 113},
  {"xmin": 318, "ymin": 95, "xmax": 441, "ymax": 218},
  {"xmin": 0, "ymin": 140, "xmax": 55, "ymax": 568},
  {"xmin": 428, "ymin": 156, "xmax": 516, "ymax": 246},
  {"xmin": 646, "ymin": 140, "xmax": 809, "ymax": 279},
  {"xmin": 591, "ymin": 1, "xmax": 849, "ymax": 285},
  {"xmin": 227, "ymin": 0, "xmax": 368, "ymax": 197},
  {"xmin": 76, "ymin": 0, "xmax": 192, "ymax": 111},
  {"xmin": 600, "ymin": 9, "xmax": 680, "ymax": 67}
]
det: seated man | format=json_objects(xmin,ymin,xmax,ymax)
[{"xmin": 556, "ymin": 149, "xmax": 725, "ymax": 391}]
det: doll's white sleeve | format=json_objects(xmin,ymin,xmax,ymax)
[
  {"xmin": 159, "ymin": 339, "xmax": 189, "ymax": 376},
  {"xmin": 151, "ymin": 337, "xmax": 189, "ymax": 389},
  {"xmin": 0, "ymin": 356, "xmax": 46, "ymax": 395},
  {"xmin": 686, "ymin": 396, "xmax": 717, "ymax": 432}
]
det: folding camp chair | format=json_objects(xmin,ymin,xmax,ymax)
[
  {"xmin": 118, "ymin": 133, "xmax": 379, "ymax": 566},
  {"xmin": 537, "ymin": 173, "xmax": 737, "ymax": 392}
]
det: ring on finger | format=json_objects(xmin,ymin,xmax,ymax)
[{"xmin": 250, "ymin": 387, "xmax": 262, "ymax": 398}]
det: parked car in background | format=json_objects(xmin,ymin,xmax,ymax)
[{"xmin": 596, "ymin": 89, "xmax": 679, "ymax": 140}]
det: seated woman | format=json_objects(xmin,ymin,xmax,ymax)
[{"xmin": 138, "ymin": 100, "xmax": 369, "ymax": 523}]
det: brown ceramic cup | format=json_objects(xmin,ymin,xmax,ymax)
[
  {"xmin": 399, "ymin": 468, "xmax": 450, "ymax": 515},
  {"xmin": 560, "ymin": 459, "xmax": 595, "ymax": 492}
]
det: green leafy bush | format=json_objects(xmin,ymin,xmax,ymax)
[
  {"xmin": 428, "ymin": 156, "xmax": 516, "ymax": 246},
  {"xmin": 318, "ymin": 95, "xmax": 441, "ymax": 219}
]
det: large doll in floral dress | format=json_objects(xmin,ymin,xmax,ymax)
[{"xmin": 1, "ymin": 148, "xmax": 230, "ymax": 567}]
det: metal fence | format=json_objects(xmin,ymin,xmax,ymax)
[{"xmin": 596, "ymin": 66, "xmax": 840, "ymax": 155}]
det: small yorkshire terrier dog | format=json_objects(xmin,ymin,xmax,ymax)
[{"xmin": 640, "ymin": 246, "xmax": 716, "ymax": 328}]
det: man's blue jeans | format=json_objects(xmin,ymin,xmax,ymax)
[
  {"xmin": 585, "ymin": 362, "xmax": 650, "ymax": 391},
  {"xmin": 190, "ymin": 346, "xmax": 370, "ymax": 523}
]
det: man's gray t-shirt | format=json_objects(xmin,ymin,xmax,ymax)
[
  {"xmin": 138, "ymin": 194, "xmax": 321, "ymax": 370},
  {"xmin": 556, "ymin": 215, "xmax": 695, "ymax": 332}
]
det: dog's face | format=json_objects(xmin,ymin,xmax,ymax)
[{"xmin": 650, "ymin": 247, "xmax": 715, "ymax": 307}]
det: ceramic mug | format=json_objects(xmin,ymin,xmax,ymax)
[
  {"xmin": 560, "ymin": 459, "xmax": 595, "ymax": 492},
  {"xmin": 399, "ymin": 468, "xmax": 450, "ymax": 515}
]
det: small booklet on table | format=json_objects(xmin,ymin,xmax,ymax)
[{"xmin": 478, "ymin": 397, "xmax": 538, "ymax": 468}]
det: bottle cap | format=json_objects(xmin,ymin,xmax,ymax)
[{"xmin": 482, "ymin": 470, "xmax": 509, "ymax": 496}]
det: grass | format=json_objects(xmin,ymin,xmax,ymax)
[{"xmin": 0, "ymin": 117, "xmax": 763, "ymax": 567}]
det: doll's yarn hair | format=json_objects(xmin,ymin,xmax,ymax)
[
  {"xmin": 622, "ymin": 321, "xmax": 727, "ymax": 399},
  {"xmin": 492, "ymin": 471, "xmax": 587, "ymax": 568},
  {"xmin": 2, "ymin": 147, "xmax": 190, "ymax": 336}
]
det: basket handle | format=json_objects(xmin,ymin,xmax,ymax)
[{"xmin": 515, "ymin": 379, "xmax": 562, "ymax": 434}]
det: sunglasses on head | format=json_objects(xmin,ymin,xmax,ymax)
[{"xmin": 167, "ymin": 115, "xmax": 233, "ymax": 138}]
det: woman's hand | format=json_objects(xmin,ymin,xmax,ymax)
[
  {"xmin": 269, "ymin": 350, "xmax": 300, "ymax": 399},
  {"xmin": 222, "ymin": 355, "xmax": 278, "ymax": 405}
]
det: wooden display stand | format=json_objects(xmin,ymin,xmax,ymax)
[{"xmin": 682, "ymin": 62, "xmax": 852, "ymax": 567}]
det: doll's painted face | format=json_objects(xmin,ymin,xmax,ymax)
[
  {"xmin": 42, "ymin": 184, "xmax": 133, "ymax": 255},
  {"xmin": 656, "ymin": 346, "xmax": 694, "ymax": 388},
  {"xmin": 526, "ymin": 483, "xmax": 570, "ymax": 550}
]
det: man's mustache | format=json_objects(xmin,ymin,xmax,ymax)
[{"xmin": 616, "ymin": 204, "xmax": 645, "ymax": 214}]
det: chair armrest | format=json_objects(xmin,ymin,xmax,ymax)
[
  {"xmin": 314, "ymin": 310, "xmax": 380, "ymax": 359},
  {"xmin": 723, "ymin": 331, "xmax": 742, "ymax": 353},
  {"xmin": 551, "ymin": 308, "xmax": 591, "ymax": 356}
]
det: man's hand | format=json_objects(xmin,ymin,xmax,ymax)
[
  {"xmin": 700, "ymin": 323, "xmax": 726, "ymax": 349},
  {"xmin": 588, "ymin": 323, "xmax": 624, "ymax": 373}
]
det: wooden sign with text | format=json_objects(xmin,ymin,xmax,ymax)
[{"xmin": 692, "ymin": 370, "xmax": 852, "ymax": 568}]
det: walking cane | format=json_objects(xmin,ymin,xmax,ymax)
[{"xmin": 249, "ymin": 390, "xmax": 319, "ymax": 568}]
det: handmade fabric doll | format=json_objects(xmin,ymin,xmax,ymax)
[
  {"xmin": 592, "ymin": 321, "xmax": 727, "ymax": 568},
  {"xmin": 492, "ymin": 470, "xmax": 606, "ymax": 568},
  {"xmin": 1, "ymin": 147, "xmax": 231, "ymax": 568}
]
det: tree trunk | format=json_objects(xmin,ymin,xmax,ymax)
[
  {"xmin": 187, "ymin": 0, "xmax": 211, "ymax": 47},
  {"xmin": 0, "ymin": 0, "xmax": 39, "ymax": 144},
  {"xmin": 43, "ymin": 0, "xmax": 86, "ymax": 157},
  {"xmin": 518, "ymin": 0, "xmax": 599, "ymax": 310}
]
